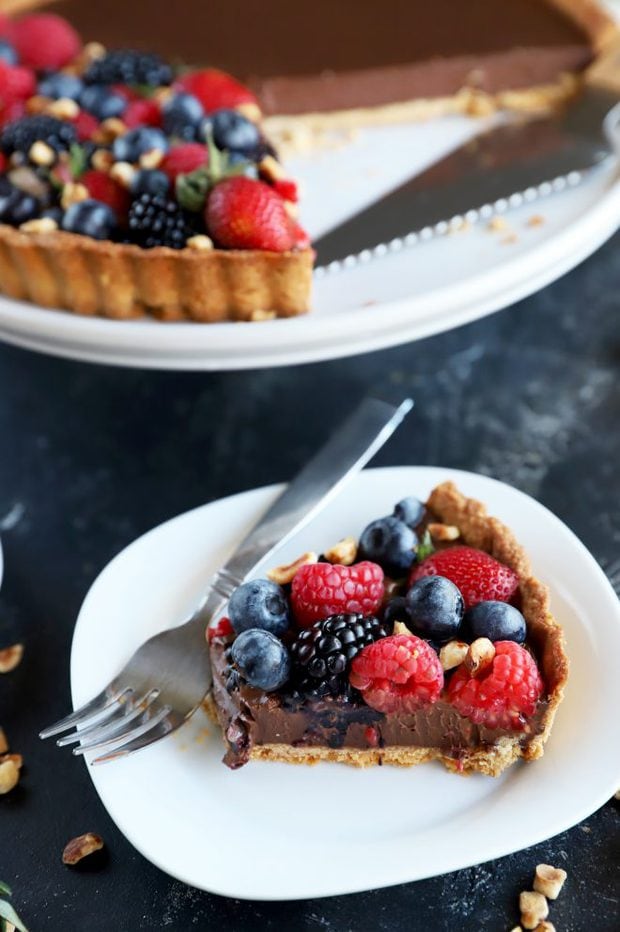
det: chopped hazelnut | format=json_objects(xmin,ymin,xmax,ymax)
[
  {"xmin": 534, "ymin": 923, "xmax": 556, "ymax": 932},
  {"xmin": 249, "ymin": 309, "xmax": 277, "ymax": 322},
  {"xmin": 29, "ymin": 141, "xmax": 55, "ymax": 167},
  {"xmin": 519, "ymin": 891, "xmax": 549, "ymax": 930},
  {"xmin": 323, "ymin": 536, "xmax": 358, "ymax": 566},
  {"xmin": 20, "ymin": 217, "xmax": 58, "ymax": 234},
  {"xmin": 439, "ymin": 640, "xmax": 469, "ymax": 671},
  {"xmin": 0, "ymin": 644, "xmax": 24, "ymax": 673},
  {"xmin": 527, "ymin": 215, "xmax": 545, "ymax": 228},
  {"xmin": 0, "ymin": 753, "xmax": 23, "ymax": 770},
  {"xmin": 488, "ymin": 215, "xmax": 509, "ymax": 232},
  {"xmin": 139, "ymin": 148, "xmax": 164, "ymax": 170},
  {"xmin": 427, "ymin": 522, "xmax": 460, "ymax": 542},
  {"xmin": 259, "ymin": 155, "xmax": 286, "ymax": 183},
  {"xmin": 62, "ymin": 832, "xmax": 104, "ymax": 865},
  {"xmin": 267, "ymin": 552, "xmax": 317, "ymax": 585},
  {"xmin": 393, "ymin": 620, "xmax": 414, "ymax": 636},
  {"xmin": 61, "ymin": 182, "xmax": 88, "ymax": 210},
  {"xmin": 0, "ymin": 727, "xmax": 7, "ymax": 754},
  {"xmin": 109, "ymin": 161, "xmax": 136, "ymax": 188},
  {"xmin": 0, "ymin": 758, "xmax": 20, "ymax": 795},
  {"xmin": 186, "ymin": 234, "xmax": 214, "ymax": 251},
  {"xmin": 533, "ymin": 864, "xmax": 567, "ymax": 900},
  {"xmin": 93, "ymin": 118, "xmax": 126, "ymax": 144},
  {"xmin": 47, "ymin": 97, "xmax": 79, "ymax": 120},
  {"xmin": 91, "ymin": 148, "xmax": 114, "ymax": 172},
  {"xmin": 236, "ymin": 102, "xmax": 262, "ymax": 123},
  {"xmin": 464, "ymin": 638, "xmax": 495, "ymax": 676},
  {"xmin": 26, "ymin": 94, "xmax": 49, "ymax": 114}
]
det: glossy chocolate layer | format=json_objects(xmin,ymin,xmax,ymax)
[{"xmin": 54, "ymin": 0, "xmax": 593, "ymax": 114}]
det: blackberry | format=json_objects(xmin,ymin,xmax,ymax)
[
  {"xmin": 127, "ymin": 192, "xmax": 196, "ymax": 249},
  {"xmin": 0, "ymin": 115, "xmax": 77, "ymax": 157},
  {"xmin": 291, "ymin": 613, "xmax": 388, "ymax": 699},
  {"xmin": 85, "ymin": 49, "xmax": 173, "ymax": 88}
]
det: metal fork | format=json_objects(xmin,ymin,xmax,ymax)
[{"xmin": 40, "ymin": 395, "xmax": 413, "ymax": 764}]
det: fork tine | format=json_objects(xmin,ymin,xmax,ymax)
[
  {"xmin": 39, "ymin": 683, "xmax": 125, "ymax": 739},
  {"xmin": 71, "ymin": 692, "xmax": 161, "ymax": 754},
  {"xmin": 56, "ymin": 689, "xmax": 153, "ymax": 747},
  {"xmin": 91, "ymin": 706, "xmax": 174, "ymax": 764}
]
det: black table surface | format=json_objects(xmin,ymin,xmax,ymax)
[{"xmin": 1, "ymin": 236, "xmax": 619, "ymax": 931}]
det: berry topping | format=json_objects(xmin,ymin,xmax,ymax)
[
  {"xmin": 38, "ymin": 72, "xmax": 83, "ymax": 101},
  {"xmin": 123, "ymin": 97, "xmax": 162, "ymax": 129},
  {"xmin": 448, "ymin": 641, "xmax": 543, "ymax": 730},
  {"xmin": 0, "ymin": 114, "xmax": 76, "ymax": 156},
  {"xmin": 162, "ymin": 92, "xmax": 204, "ymax": 141},
  {"xmin": 465, "ymin": 600, "xmax": 526, "ymax": 644},
  {"xmin": 211, "ymin": 109, "xmax": 261, "ymax": 157},
  {"xmin": 0, "ymin": 39, "xmax": 18, "ymax": 67},
  {"xmin": 81, "ymin": 169, "xmax": 130, "ymax": 217},
  {"xmin": 350, "ymin": 634, "xmax": 444, "ymax": 713},
  {"xmin": 13, "ymin": 14, "xmax": 81, "ymax": 71},
  {"xmin": 393, "ymin": 496, "xmax": 425, "ymax": 528},
  {"xmin": 161, "ymin": 142, "xmax": 209, "ymax": 183},
  {"xmin": 126, "ymin": 192, "xmax": 195, "ymax": 249},
  {"xmin": 85, "ymin": 50, "xmax": 173, "ymax": 88},
  {"xmin": 207, "ymin": 616, "xmax": 233, "ymax": 643},
  {"xmin": 0, "ymin": 61, "xmax": 36, "ymax": 107},
  {"xmin": 131, "ymin": 168, "xmax": 170, "ymax": 197},
  {"xmin": 228, "ymin": 578, "xmax": 290, "ymax": 637},
  {"xmin": 405, "ymin": 575, "xmax": 464, "ymax": 641},
  {"xmin": 290, "ymin": 613, "xmax": 388, "ymax": 698},
  {"xmin": 206, "ymin": 176, "xmax": 296, "ymax": 251},
  {"xmin": 112, "ymin": 126, "xmax": 169, "ymax": 163},
  {"xmin": 79, "ymin": 84, "xmax": 127, "ymax": 121},
  {"xmin": 0, "ymin": 183, "xmax": 38, "ymax": 225},
  {"xmin": 70, "ymin": 110, "xmax": 99, "ymax": 142},
  {"xmin": 230, "ymin": 628, "xmax": 291, "ymax": 691},
  {"xmin": 177, "ymin": 68, "xmax": 259, "ymax": 112},
  {"xmin": 409, "ymin": 545, "xmax": 519, "ymax": 610},
  {"xmin": 359, "ymin": 515, "xmax": 417, "ymax": 577},
  {"xmin": 291, "ymin": 561, "xmax": 384, "ymax": 628},
  {"xmin": 382, "ymin": 596, "xmax": 409, "ymax": 629},
  {"xmin": 61, "ymin": 199, "xmax": 117, "ymax": 240}
]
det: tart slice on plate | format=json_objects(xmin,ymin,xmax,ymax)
[
  {"xmin": 0, "ymin": 9, "xmax": 312, "ymax": 321},
  {"xmin": 207, "ymin": 481, "xmax": 569, "ymax": 776}
]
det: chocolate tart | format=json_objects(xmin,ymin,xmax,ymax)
[{"xmin": 206, "ymin": 481, "xmax": 569, "ymax": 776}]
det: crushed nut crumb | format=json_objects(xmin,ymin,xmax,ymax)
[
  {"xmin": 428, "ymin": 523, "xmax": 460, "ymax": 542},
  {"xmin": 267, "ymin": 551, "xmax": 317, "ymax": 585},
  {"xmin": 61, "ymin": 182, "xmax": 88, "ymax": 210},
  {"xmin": 93, "ymin": 118, "xmax": 126, "ymax": 144},
  {"xmin": 47, "ymin": 97, "xmax": 79, "ymax": 120},
  {"xmin": 527, "ymin": 215, "xmax": 545, "ymax": 228},
  {"xmin": 464, "ymin": 637, "xmax": 495, "ymax": 676},
  {"xmin": 323, "ymin": 537, "xmax": 358, "ymax": 566},
  {"xmin": 520, "ymin": 891, "xmax": 549, "ymax": 929},
  {"xmin": 439, "ymin": 640, "xmax": 469, "ymax": 671},
  {"xmin": 249, "ymin": 308, "xmax": 277, "ymax": 322},
  {"xmin": 236, "ymin": 102, "xmax": 262, "ymax": 123},
  {"xmin": 0, "ymin": 753, "xmax": 23, "ymax": 770},
  {"xmin": 393, "ymin": 620, "xmax": 414, "ymax": 637},
  {"xmin": 91, "ymin": 148, "xmax": 114, "ymax": 172},
  {"xmin": 488, "ymin": 216, "xmax": 509, "ymax": 232},
  {"xmin": 259, "ymin": 155, "xmax": 286, "ymax": 183},
  {"xmin": 0, "ymin": 758, "xmax": 20, "ymax": 795},
  {"xmin": 0, "ymin": 728, "xmax": 7, "ymax": 754},
  {"xmin": 62, "ymin": 832, "xmax": 104, "ymax": 865},
  {"xmin": 20, "ymin": 217, "xmax": 58, "ymax": 233},
  {"xmin": 29, "ymin": 141, "xmax": 55, "ymax": 167},
  {"xmin": 139, "ymin": 148, "xmax": 164, "ymax": 169},
  {"xmin": 186, "ymin": 234, "xmax": 214, "ymax": 251},
  {"xmin": 109, "ymin": 161, "xmax": 136, "ymax": 188},
  {"xmin": 0, "ymin": 644, "xmax": 24, "ymax": 673},
  {"xmin": 534, "ymin": 922, "xmax": 556, "ymax": 932},
  {"xmin": 533, "ymin": 864, "xmax": 567, "ymax": 900}
]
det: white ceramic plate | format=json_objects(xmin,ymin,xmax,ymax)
[
  {"xmin": 70, "ymin": 467, "xmax": 620, "ymax": 900},
  {"xmin": 0, "ymin": 115, "xmax": 618, "ymax": 369}
]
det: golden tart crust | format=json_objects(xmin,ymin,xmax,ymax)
[{"xmin": 206, "ymin": 480, "xmax": 569, "ymax": 777}]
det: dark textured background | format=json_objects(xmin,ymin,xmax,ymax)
[{"xmin": 0, "ymin": 235, "xmax": 619, "ymax": 930}]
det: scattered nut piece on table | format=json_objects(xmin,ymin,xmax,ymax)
[
  {"xmin": 533, "ymin": 864, "xmax": 567, "ymax": 900},
  {"xmin": 519, "ymin": 890, "xmax": 549, "ymax": 929},
  {"xmin": 0, "ymin": 644, "xmax": 24, "ymax": 673},
  {"xmin": 0, "ymin": 758, "xmax": 20, "ymax": 794},
  {"xmin": 62, "ymin": 832, "xmax": 105, "ymax": 866}
]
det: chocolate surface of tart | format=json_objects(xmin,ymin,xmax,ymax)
[{"xmin": 207, "ymin": 481, "xmax": 569, "ymax": 776}]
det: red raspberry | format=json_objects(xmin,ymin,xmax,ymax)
[
  {"xmin": 13, "ymin": 14, "xmax": 81, "ymax": 70},
  {"xmin": 272, "ymin": 178, "xmax": 298, "ymax": 203},
  {"xmin": 207, "ymin": 616, "xmax": 233, "ymax": 643},
  {"xmin": 161, "ymin": 143, "xmax": 209, "ymax": 183},
  {"xmin": 0, "ymin": 99, "xmax": 24, "ymax": 127},
  {"xmin": 124, "ymin": 98, "xmax": 162, "ymax": 129},
  {"xmin": 350, "ymin": 634, "xmax": 444, "ymax": 713},
  {"xmin": 71, "ymin": 110, "xmax": 99, "ymax": 142},
  {"xmin": 206, "ymin": 177, "xmax": 296, "ymax": 252},
  {"xmin": 409, "ymin": 545, "xmax": 519, "ymax": 610},
  {"xmin": 81, "ymin": 170, "xmax": 130, "ymax": 218},
  {"xmin": 0, "ymin": 61, "xmax": 36, "ymax": 104},
  {"xmin": 448, "ymin": 641, "xmax": 543, "ymax": 730},
  {"xmin": 290, "ymin": 561, "xmax": 384, "ymax": 628},
  {"xmin": 176, "ymin": 68, "xmax": 258, "ymax": 112}
]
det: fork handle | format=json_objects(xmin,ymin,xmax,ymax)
[{"xmin": 210, "ymin": 395, "xmax": 413, "ymax": 597}]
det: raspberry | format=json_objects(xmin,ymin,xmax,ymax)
[
  {"xmin": 448, "ymin": 641, "xmax": 543, "ymax": 730},
  {"xmin": 207, "ymin": 616, "xmax": 233, "ymax": 643},
  {"xmin": 161, "ymin": 143, "xmax": 209, "ymax": 183},
  {"xmin": 71, "ymin": 110, "xmax": 99, "ymax": 142},
  {"xmin": 409, "ymin": 546, "xmax": 519, "ymax": 610},
  {"xmin": 206, "ymin": 177, "xmax": 295, "ymax": 252},
  {"xmin": 291, "ymin": 561, "xmax": 384, "ymax": 628},
  {"xmin": 123, "ymin": 98, "xmax": 162, "ymax": 129},
  {"xmin": 81, "ymin": 170, "xmax": 130, "ymax": 217},
  {"xmin": 272, "ymin": 178, "xmax": 298, "ymax": 203},
  {"xmin": 349, "ymin": 634, "xmax": 444, "ymax": 713},
  {"xmin": 176, "ymin": 68, "xmax": 258, "ymax": 112},
  {"xmin": 13, "ymin": 14, "xmax": 81, "ymax": 70},
  {"xmin": 0, "ymin": 61, "xmax": 36, "ymax": 105}
]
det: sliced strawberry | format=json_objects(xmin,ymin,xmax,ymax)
[
  {"xmin": 161, "ymin": 143, "xmax": 209, "ymax": 183},
  {"xmin": 123, "ymin": 98, "xmax": 162, "ymax": 129},
  {"xmin": 81, "ymin": 169, "xmax": 130, "ymax": 217},
  {"xmin": 71, "ymin": 110, "xmax": 99, "ymax": 142}
]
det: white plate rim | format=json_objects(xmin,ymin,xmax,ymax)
[{"xmin": 69, "ymin": 467, "xmax": 620, "ymax": 899}]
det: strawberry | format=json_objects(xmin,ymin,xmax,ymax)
[
  {"xmin": 0, "ymin": 14, "xmax": 14, "ymax": 41},
  {"xmin": 0, "ymin": 61, "xmax": 36, "ymax": 105},
  {"xmin": 81, "ymin": 170, "xmax": 130, "ymax": 217},
  {"xmin": 13, "ymin": 14, "xmax": 81, "ymax": 70},
  {"xmin": 123, "ymin": 98, "xmax": 162, "ymax": 129},
  {"xmin": 206, "ymin": 177, "xmax": 296, "ymax": 251},
  {"xmin": 176, "ymin": 68, "xmax": 258, "ymax": 113},
  {"xmin": 272, "ymin": 178, "xmax": 298, "ymax": 203},
  {"xmin": 161, "ymin": 143, "xmax": 209, "ymax": 183},
  {"xmin": 409, "ymin": 545, "xmax": 519, "ymax": 610},
  {"xmin": 71, "ymin": 110, "xmax": 99, "ymax": 142}
]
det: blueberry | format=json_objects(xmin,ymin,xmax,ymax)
[
  {"xmin": 61, "ymin": 199, "xmax": 117, "ymax": 240},
  {"xmin": 359, "ymin": 515, "xmax": 417, "ymax": 577},
  {"xmin": 113, "ymin": 127, "xmax": 169, "ymax": 163},
  {"xmin": 393, "ymin": 496, "xmax": 425, "ymax": 528},
  {"xmin": 382, "ymin": 596, "xmax": 409, "ymax": 629},
  {"xmin": 38, "ymin": 73, "xmax": 83, "ymax": 101},
  {"xmin": 231, "ymin": 629, "xmax": 291, "ymax": 691},
  {"xmin": 211, "ymin": 109, "xmax": 261, "ymax": 155},
  {"xmin": 41, "ymin": 206, "xmax": 64, "ymax": 225},
  {"xmin": 162, "ymin": 92, "xmax": 204, "ymax": 140},
  {"xmin": 406, "ymin": 576, "xmax": 464, "ymax": 641},
  {"xmin": 228, "ymin": 578, "xmax": 290, "ymax": 637},
  {"xmin": 131, "ymin": 169, "xmax": 170, "ymax": 197},
  {"xmin": 80, "ymin": 84, "xmax": 127, "ymax": 120},
  {"xmin": 0, "ymin": 39, "xmax": 18, "ymax": 66},
  {"xmin": 465, "ymin": 601, "xmax": 526, "ymax": 643},
  {"xmin": 0, "ymin": 189, "xmax": 39, "ymax": 226}
]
